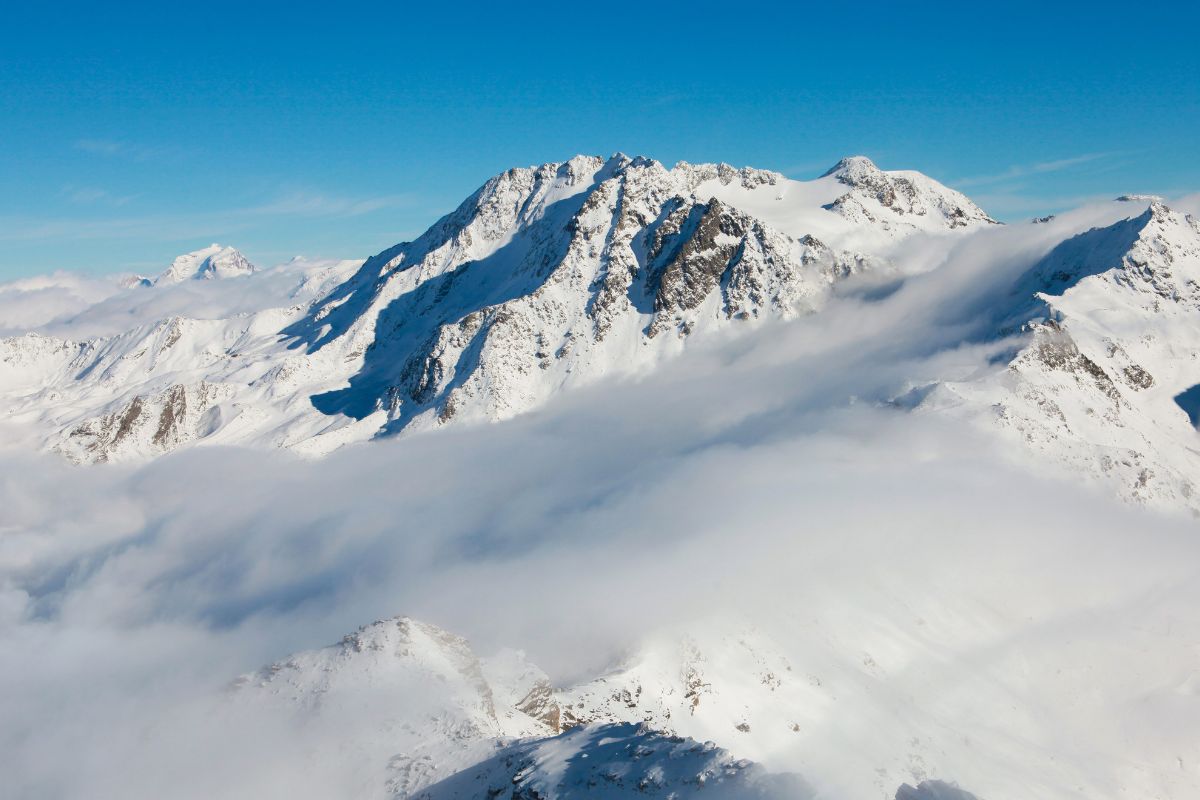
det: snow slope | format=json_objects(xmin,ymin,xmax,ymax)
[{"xmin": 922, "ymin": 199, "xmax": 1200, "ymax": 510}]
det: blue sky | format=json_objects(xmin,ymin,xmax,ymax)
[{"xmin": 1, "ymin": 0, "xmax": 1197, "ymax": 279}]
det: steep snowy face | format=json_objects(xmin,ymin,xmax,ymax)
[
  {"xmin": 155, "ymin": 244, "xmax": 256, "ymax": 284},
  {"xmin": 927, "ymin": 199, "xmax": 1200, "ymax": 511}
]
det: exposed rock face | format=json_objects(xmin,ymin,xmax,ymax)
[
  {"xmin": 61, "ymin": 380, "xmax": 230, "ymax": 462},
  {"xmin": 514, "ymin": 679, "xmax": 561, "ymax": 733},
  {"xmin": 643, "ymin": 197, "xmax": 812, "ymax": 336},
  {"xmin": 1024, "ymin": 320, "xmax": 1121, "ymax": 404},
  {"xmin": 480, "ymin": 647, "xmax": 564, "ymax": 734}
]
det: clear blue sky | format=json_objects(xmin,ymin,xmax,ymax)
[{"xmin": 2, "ymin": 0, "xmax": 1197, "ymax": 278}]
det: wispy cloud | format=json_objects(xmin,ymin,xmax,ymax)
[
  {"xmin": 955, "ymin": 153, "xmax": 1114, "ymax": 188},
  {"xmin": 73, "ymin": 138, "xmax": 125, "ymax": 156},
  {"xmin": 73, "ymin": 139, "xmax": 189, "ymax": 163},
  {"xmin": 1174, "ymin": 192, "xmax": 1200, "ymax": 217},
  {"xmin": 248, "ymin": 191, "xmax": 413, "ymax": 219},
  {"xmin": 967, "ymin": 189, "xmax": 1119, "ymax": 221},
  {"xmin": 62, "ymin": 185, "xmax": 139, "ymax": 207},
  {"xmin": 0, "ymin": 189, "xmax": 414, "ymax": 244}
]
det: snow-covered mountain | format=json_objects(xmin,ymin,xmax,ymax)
[
  {"xmin": 155, "ymin": 243, "xmax": 257, "ymax": 284},
  {"xmin": 921, "ymin": 199, "xmax": 1200, "ymax": 509},
  {"xmin": 0, "ymin": 155, "xmax": 990, "ymax": 460},
  {"xmin": 228, "ymin": 616, "xmax": 822, "ymax": 798},
  {"xmin": 224, "ymin": 587, "xmax": 1196, "ymax": 800},
  {"xmin": 0, "ymin": 153, "xmax": 1197, "ymax": 515},
  {"xmin": 228, "ymin": 615, "xmax": 985, "ymax": 800}
]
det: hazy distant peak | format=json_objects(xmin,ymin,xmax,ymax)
[{"xmin": 156, "ymin": 244, "xmax": 256, "ymax": 285}]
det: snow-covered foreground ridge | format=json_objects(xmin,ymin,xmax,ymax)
[
  {"xmin": 2, "ymin": 153, "xmax": 1200, "ymax": 512},
  {"xmin": 227, "ymin": 614, "xmax": 982, "ymax": 799},
  {"xmin": 226, "ymin": 579, "xmax": 1200, "ymax": 800}
]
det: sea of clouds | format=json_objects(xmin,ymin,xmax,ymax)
[{"xmin": 2, "ymin": 197, "xmax": 1198, "ymax": 798}]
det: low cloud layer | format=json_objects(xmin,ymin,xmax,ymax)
[
  {"xmin": 3, "ymin": 367, "xmax": 1194, "ymax": 797},
  {"xmin": 0, "ymin": 257, "xmax": 355, "ymax": 339}
]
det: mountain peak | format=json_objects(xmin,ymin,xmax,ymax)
[
  {"xmin": 817, "ymin": 155, "xmax": 995, "ymax": 229},
  {"xmin": 155, "ymin": 244, "xmax": 255, "ymax": 285},
  {"xmin": 821, "ymin": 155, "xmax": 881, "ymax": 181}
]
